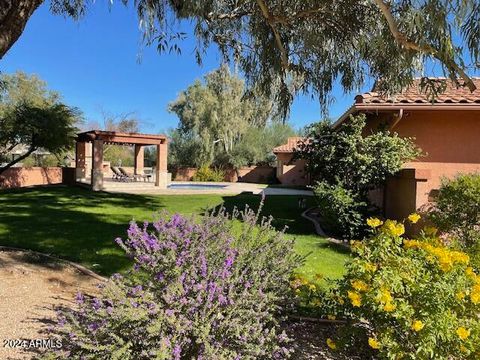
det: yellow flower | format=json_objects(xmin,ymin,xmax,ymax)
[
  {"xmin": 368, "ymin": 337, "xmax": 380, "ymax": 349},
  {"xmin": 470, "ymin": 285, "xmax": 480, "ymax": 304},
  {"xmin": 347, "ymin": 291, "xmax": 362, "ymax": 307},
  {"xmin": 456, "ymin": 327, "xmax": 471, "ymax": 340},
  {"xmin": 411, "ymin": 320, "xmax": 424, "ymax": 332},
  {"xmin": 326, "ymin": 338, "xmax": 337, "ymax": 350},
  {"xmin": 383, "ymin": 220, "xmax": 405, "ymax": 237},
  {"xmin": 383, "ymin": 302, "xmax": 397, "ymax": 312},
  {"xmin": 466, "ymin": 267, "xmax": 476, "ymax": 278},
  {"xmin": 327, "ymin": 314, "xmax": 336, "ymax": 320},
  {"xmin": 351, "ymin": 279, "xmax": 369, "ymax": 292},
  {"xmin": 456, "ymin": 292, "xmax": 466, "ymax": 301},
  {"xmin": 408, "ymin": 213, "xmax": 421, "ymax": 224},
  {"xmin": 309, "ymin": 284, "xmax": 317, "ymax": 291},
  {"xmin": 367, "ymin": 217, "xmax": 383, "ymax": 228},
  {"xmin": 378, "ymin": 288, "xmax": 393, "ymax": 304},
  {"xmin": 364, "ymin": 262, "xmax": 378, "ymax": 272}
]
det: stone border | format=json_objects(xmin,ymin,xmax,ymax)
[
  {"xmin": 301, "ymin": 207, "xmax": 350, "ymax": 249},
  {"xmin": 0, "ymin": 246, "xmax": 107, "ymax": 282}
]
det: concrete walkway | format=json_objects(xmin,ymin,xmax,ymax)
[{"xmin": 102, "ymin": 180, "xmax": 314, "ymax": 196}]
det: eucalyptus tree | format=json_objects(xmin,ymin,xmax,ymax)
[
  {"xmin": 168, "ymin": 65, "xmax": 274, "ymax": 165},
  {"xmin": 2, "ymin": 1, "xmax": 479, "ymax": 117}
]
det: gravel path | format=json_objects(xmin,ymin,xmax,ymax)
[{"xmin": 0, "ymin": 250, "xmax": 100, "ymax": 359}]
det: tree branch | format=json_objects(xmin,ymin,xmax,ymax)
[
  {"xmin": 0, "ymin": 0, "xmax": 44, "ymax": 59},
  {"xmin": 374, "ymin": 0, "xmax": 476, "ymax": 92},
  {"xmin": 0, "ymin": 145, "xmax": 36, "ymax": 175},
  {"xmin": 255, "ymin": 0, "xmax": 290, "ymax": 70}
]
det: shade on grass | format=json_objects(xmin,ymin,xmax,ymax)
[{"xmin": 0, "ymin": 186, "xmax": 348, "ymax": 282}]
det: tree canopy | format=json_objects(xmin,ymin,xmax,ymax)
[
  {"xmin": 2, "ymin": 1, "xmax": 478, "ymax": 118},
  {"xmin": 168, "ymin": 65, "xmax": 295, "ymax": 169},
  {"xmin": 0, "ymin": 72, "xmax": 80, "ymax": 174}
]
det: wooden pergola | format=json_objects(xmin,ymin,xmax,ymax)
[{"xmin": 75, "ymin": 130, "xmax": 168, "ymax": 191}]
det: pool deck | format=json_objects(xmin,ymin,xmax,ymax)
[{"xmin": 101, "ymin": 180, "xmax": 314, "ymax": 196}]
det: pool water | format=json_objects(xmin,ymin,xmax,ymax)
[{"xmin": 167, "ymin": 184, "xmax": 228, "ymax": 190}]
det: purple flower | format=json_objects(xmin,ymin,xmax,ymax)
[
  {"xmin": 154, "ymin": 272, "xmax": 164, "ymax": 281},
  {"xmin": 130, "ymin": 285, "xmax": 143, "ymax": 296},
  {"xmin": 173, "ymin": 344, "xmax": 181, "ymax": 360},
  {"xmin": 87, "ymin": 322, "xmax": 100, "ymax": 332},
  {"xmin": 75, "ymin": 292, "xmax": 84, "ymax": 305},
  {"xmin": 92, "ymin": 297, "xmax": 102, "ymax": 311}
]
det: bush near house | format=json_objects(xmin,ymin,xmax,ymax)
[
  {"xmin": 46, "ymin": 205, "xmax": 301, "ymax": 359},
  {"xmin": 429, "ymin": 173, "xmax": 480, "ymax": 266},
  {"xmin": 316, "ymin": 216, "xmax": 480, "ymax": 359},
  {"xmin": 191, "ymin": 165, "xmax": 225, "ymax": 182},
  {"xmin": 296, "ymin": 115, "xmax": 420, "ymax": 239}
]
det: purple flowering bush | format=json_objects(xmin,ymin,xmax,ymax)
[{"xmin": 45, "ymin": 204, "xmax": 301, "ymax": 359}]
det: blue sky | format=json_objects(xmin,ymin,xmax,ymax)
[{"xmin": 1, "ymin": 2, "xmax": 366, "ymax": 133}]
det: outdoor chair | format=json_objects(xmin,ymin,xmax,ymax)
[
  {"xmin": 118, "ymin": 167, "xmax": 136, "ymax": 182},
  {"xmin": 111, "ymin": 166, "xmax": 128, "ymax": 181}
]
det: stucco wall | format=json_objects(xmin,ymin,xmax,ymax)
[
  {"xmin": 275, "ymin": 153, "xmax": 309, "ymax": 186},
  {"xmin": 0, "ymin": 167, "xmax": 63, "ymax": 188},
  {"xmin": 172, "ymin": 166, "xmax": 276, "ymax": 183},
  {"xmin": 364, "ymin": 109, "xmax": 480, "ymax": 220}
]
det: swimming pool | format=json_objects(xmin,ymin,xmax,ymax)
[{"xmin": 167, "ymin": 183, "xmax": 228, "ymax": 190}]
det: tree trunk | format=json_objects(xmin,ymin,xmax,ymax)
[
  {"xmin": 0, "ymin": 0, "xmax": 44, "ymax": 59},
  {"xmin": 0, "ymin": 146, "xmax": 35, "ymax": 175}
]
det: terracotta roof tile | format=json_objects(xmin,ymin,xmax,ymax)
[
  {"xmin": 273, "ymin": 137, "xmax": 304, "ymax": 153},
  {"xmin": 355, "ymin": 78, "xmax": 480, "ymax": 104}
]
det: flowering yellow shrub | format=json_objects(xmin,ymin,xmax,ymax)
[{"xmin": 321, "ymin": 215, "xmax": 480, "ymax": 359}]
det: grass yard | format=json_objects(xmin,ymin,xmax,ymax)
[{"xmin": 0, "ymin": 186, "xmax": 348, "ymax": 283}]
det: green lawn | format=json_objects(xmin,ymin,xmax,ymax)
[{"xmin": 0, "ymin": 186, "xmax": 348, "ymax": 282}]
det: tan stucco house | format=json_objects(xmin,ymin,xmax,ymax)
[
  {"xmin": 334, "ymin": 78, "xmax": 480, "ymax": 220},
  {"xmin": 277, "ymin": 78, "xmax": 480, "ymax": 220},
  {"xmin": 273, "ymin": 137, "xmax": 309, "ymax": 186}
]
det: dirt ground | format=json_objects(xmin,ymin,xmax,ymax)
[
  {"xmin": 0, "ymin": 249, "xmax": 345, "ymax": 360},
  {"xmin": 0, "ymin": 250, "xmax": 101, "ymax": 360}
]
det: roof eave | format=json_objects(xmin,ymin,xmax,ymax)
[{"xmin": 333, "ymin": 103, "xmax": 480, "ymax": 129}]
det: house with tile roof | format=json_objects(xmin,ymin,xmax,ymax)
[
  {"xmin": 334, "ymin": 78, "xmax": 480, "ymax": 220},
  {"xmin": 273, "ymin": 136, "xmax": 309, "ymax": 186}
]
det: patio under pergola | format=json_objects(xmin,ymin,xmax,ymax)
[{"xmin": 75, "ymin": 130, "xmax": 168, "ymax": 191}]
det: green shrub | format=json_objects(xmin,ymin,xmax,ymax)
[
  {"xmin": 430, "ymin": 173, "xmax": 480, "ymax": 247},
  {"xmin": 45, "ymin": 204, "xmax": 301, "ymax": 359},
  {"xmin": 319, "ymin": 215, "xmax": 480, "ymax": 359},
  {"xmin": 314, "ymin": 181, "xmax": 368, "ymax": 239},
  {"xmin": 192, "ymin": 165, "xmax": 225, "ymax": 182},
  {"xmin": 296, "ymin": 114, "xmax": 420, "ymax": 239}
]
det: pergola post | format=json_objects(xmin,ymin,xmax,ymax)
[
  {"xmin": 134, "ymin": 144, "xmax": 144, "ymax": 175},
  {"xmin": 75, "ymin": 141, "xmax": 87, "ymax": 182},
  {"xmin": 92, "ymin": 139, "xmax": 104, "ymax": 191},
  {"xmin": 155, "ymin": 141, "xmax": 168, "ymax": 187}
]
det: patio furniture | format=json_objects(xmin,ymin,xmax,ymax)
[
  {"xmin": 118, "ymin": 167, "xmax": 137, "ymax": 182},
  {"xmin": 111, "ymin": 166, "xmax": 129, "ymax": 181}
]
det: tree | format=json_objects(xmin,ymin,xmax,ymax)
[
  {"xmin": 84, "ymin": 110, "xmax": 142, "ymax": 167},
  {"xmin": 295, "ymin": 115, "xmax": 420, "ymax": 238},
  {"xmin": 0, "ymin": 71, "xmax": 80, "ymax": 174},
  {"xmin": 1, "ymin": 1, "xmax": 479, "ymax": 118},
  {"xmin": 0, "ymin": 71, "xmax": 60, "ymax": 111},
  {"xmin": 168, "ymin": 65, "xmax": 276, "ymax": 168},
  {"xmin": 0, "ymin": 103, "xmax": 80, "ymax": 174}
]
